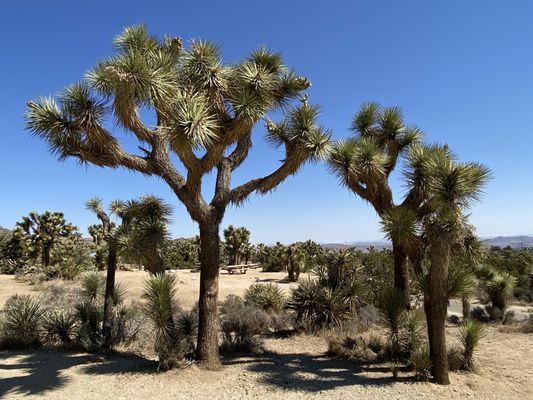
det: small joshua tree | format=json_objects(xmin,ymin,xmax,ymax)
[
  {"xmin": 14, "ymin": 211, "xmax": 79, "ymax": 268},
  {"xmin": 25, "ymin": 25, "xmax": 330, "ymax": 367}
]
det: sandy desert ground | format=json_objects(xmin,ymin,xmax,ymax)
[{"xmin": 0, "ymin": 269, "xmax": 532, "ymax": 399}]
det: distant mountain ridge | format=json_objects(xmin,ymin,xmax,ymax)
[
  {"xmin": 483, "ymin": 235, "xmax": 533, "ymax": 249},
  {"xmin": 321, "ymin": 235, "xmax": 533, "ymax": 250}
]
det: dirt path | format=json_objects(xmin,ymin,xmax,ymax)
[{"xmin": 1, "ymin": 327, "xmax": 531, "ymax": 399}]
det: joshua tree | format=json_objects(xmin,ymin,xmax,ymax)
[
  {"xmin": 14, "ymin": 211, "xmax": 79, "ymax": 268},
  {"xmin": 328, "ymin": 103, "xmax": 422, "ymax": 306},
  {"xmin": 286, "ymin": 244, "xmax": 305, "ymax": 282},
  {"xmin": 223, "ymin": 225, "xmax": 251, "ymax": 265},
  {"xmin": 381, "ymin": 149, "xmax": 490, "ymax": 384},
  {"xmin": 25, "ymin": 25, "xmax": 329, "ymax": 368},
  {"xmin": 111, "ymin": 195, "xmax": 172, "ymax": 274},
  {"xmin": 88, "ymin": 223, "xmax": 106, "ymax": 270},
  {"xmin": 85, "ymin": 198, "xmax": 118, "ymax": 347}
]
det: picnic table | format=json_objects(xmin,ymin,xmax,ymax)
[
  {"xmin": 221, "ymin": 263, "xmax": 260, "ymax": 274},
  {"xmin": 190, "ymin": 263, "xmax": 261, "ymax": 274}
]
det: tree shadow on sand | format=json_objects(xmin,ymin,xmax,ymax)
[
  {"xmin": 0, "ymin": 349, "xmax": 156, "ymax": 398},
  {"xmin": 224, "ymin": 350, "xmax": 415, "ymax": 392}
]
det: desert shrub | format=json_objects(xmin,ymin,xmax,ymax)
[
  {"xmin": 288, "ymin": 279, "xmax": 351, "ymax": 330},
  {"xmin": 244, "ymin": 283, "xmax": 285, "ymax": 313},
  {"xmin": 502, "ymin": 310, "xmax": 515, "ymax": 325},
  {"xmin": 327, "ymin": 331, "xmax": 384, "ymax": 362},
  {"xmin": 447, "ymin": 346, "xmax": 464, "ymax": 371},
  {"xmin": 458, "ymin": 319, "xmax": 485, "ymax": 371},
  {"xmin": 0, "ymin": 295, "xmax": 45, "ymax": 348},
  {"xmin": 43, "ymin": 310, "xmax": 77, "ymax": 344},
  {"xmin": 520, "ymin": 315, "xmax": 533, "ymax": 333},
  {"xmin": 258, "ymin": 242, "xmax": 287, "ymax": 272},
  {"xmin": 408, "ymin": 347, "xmax": 432, "ymax": 381},
  {"xmin": 106, "ymin": 305, "xmax": 144, "ymax": 348},
  {"xmin": 357, "ymin": 305, "xmax": 382, "ymax": 328},
  {"xmin": 219, "ymin": 295, "xmax": 270, "ymax": 352},
  {"xmin": 0, "ymin": 259, "xmax": 24, "ymax": 274},
  {"xmin": 143, "ymin": 273, "xmax": 183, "ymax": 370},
  {"xmin": 470, "ymin": 306, "xmax": 490, "ymax": 323}
]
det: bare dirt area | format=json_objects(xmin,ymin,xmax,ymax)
[
  {"xmin": 0, "ymin": 327, "xmax": 531, "ymax": 400},
  {"xmin": 1, "ymin": 270, "xmax": 532, "ymax": 399},
  {"xmin": 0, "ymin": 269, "xmax": 300, "ymax": 309}
]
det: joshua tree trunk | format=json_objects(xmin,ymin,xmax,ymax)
[
  {"xmin": 428, "ymin": 236, "xmax": 451, "ymax": 385},
  {"xmin": 42, "ymin": 242, "xmax": 52, "ymax": 268},
  {"xmin": 392, "ymin": 240, "xmax": 410, "ymax": 309},
  {"xmin": 102, "ymin": 246, "xmax": 118, "ymax": 347},
  {"xmin": 196, "ymin": 220, "xmax": 222, "ymax": 370},
  {"xmin": 462, "ymin": 295, "xmax": 471, "ymax": 320}
]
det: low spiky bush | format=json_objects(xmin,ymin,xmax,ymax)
[
  {"xmin": 81, "ymin": 271, "xmax": 105, "ymax": 303},
  {"xmin": 400, "ymin": 311, "xmax": 425, "ymax": 359},
  {"xmin": 458, "ymin": 319, "xmax": 485, "ymax": 371},
  {"xmin": 176, "ymin": 309, "xmax": 198, "ymax": 355},
  {"xmin": 378, "ymin": 287, "xmax": 407, "ymax": 360},
  {"xmin": 485, "ymin": 271, "xmax": 516, "ymax": 314},
  {"xmin": 244, "ymin": 283, "xmax": 286, "ymax": 313},
  {"xmin": 1, "ymin": 295, "xmax": 45, "ymax": 348},
  {"xmin": 288, "ymin": 279, "xmax": 351, "ymax": 330},
  {"xmin": 143, "ymin": 273, "xmax": 181, "ymax": 370},
  {"xmin": 409, "ymin": 347, "xmax": 432, "ymax": 381},
  {"xmin": 43, "ymin": 310, "xmax": 77, "ymax": 344}
]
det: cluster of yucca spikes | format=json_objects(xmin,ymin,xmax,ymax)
[{"xmin": 25, "ymin": 24, "xmax": 330, "ymax": 195}]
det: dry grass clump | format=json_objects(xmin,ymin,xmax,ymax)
[{"xmin": 326, "ymin": 330, "xmax": 385, "ymax": 362}]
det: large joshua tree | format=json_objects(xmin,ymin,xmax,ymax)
[
  {"xmin": 328, "ymin": 103, "xmax": 422, "ymax": 305},
  {"xmin": 382, "ymin": 147, "xmax": 490, "ymax": 384},
  {"xmin": 25, "ymin": 25, "xmax": 330, "ymax": 368}
]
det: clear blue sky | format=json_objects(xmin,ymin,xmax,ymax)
[{"xmin": 1, "ymin": 1, "xmax": 532, "ymax": 244}]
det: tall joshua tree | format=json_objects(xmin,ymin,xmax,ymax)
[
  {"xmin": 25, "ymin": 25, "xmax": 330, "ymax": 368},
  {"xmin": 14, "ymin": 211, "xmax": 78, "ymax": 268},
  {"xmin": 86, "ymin": 198, "xmax": 117, "ymax": 347},
  {"xmin": 223, "ymin": 225, "xmax": 251, "ymax": 265},
  {"xmin": 328, "ymin": 103, "xmax": 422, "ymax": 305},
  {"xmin": 382, "ymin": 149, "xmax": 490, "ymax": 384},
  {"xmin": 86, "ymin": 195, "xmax": 172, "ymax": 347}
]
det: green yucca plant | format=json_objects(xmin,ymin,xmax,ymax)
[
  {"xmin": 378, "ymin": 287, "xmax": 407, "ymax": 360},
  {"xmin": 111, "ymin": 282, "xmax": 128, "ymax": 306},
  {"xmin": 176, "ymin": 309, "xmax": 198, "ymax": 342},
  {"xmin": 143, "ymin": 273, "xmax": 180, "ymax": 370},
  {"xmin": 288, "ymin": 279, "xmax": 350, "ymax": 330},
  {"xmin": 1, "ymin": 295, "xmax": 45, "ymax": 348},
  {"xmin": 244, "ymin": 283, "xmax": 286, "ymax": 313},
  {"xmin": 485, "ymin": 271, "xmax": 516, "ymax": 312},
  {"xmin": 44, "ymin": 310, "xmax": 77, "ymax": 344},
  {"xmin": 409, "ymin": 347, "xmax": 432, "ymax": 381},
  {"xmin": 458, "ymin": 319, "xmax": 485, "ymax": 371},
  {"xmin": 81, "ymin": 271, "xmax": 105, "ymax": 303}
]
